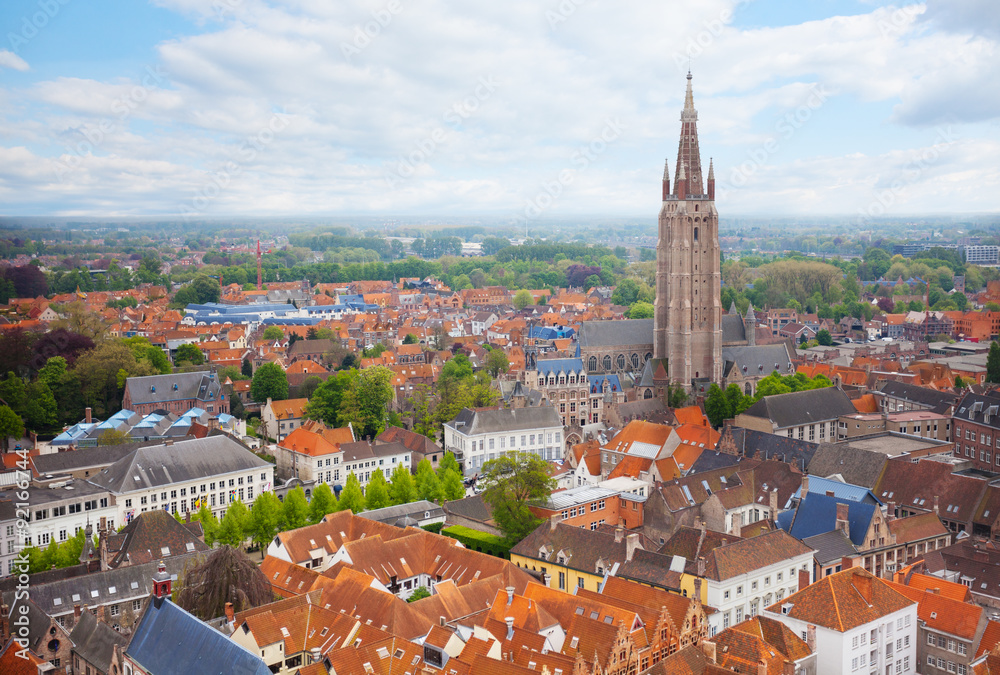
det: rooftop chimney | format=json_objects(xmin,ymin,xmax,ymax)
[
  {"xmin": 697, "ymin": 556, "xmax": 706, "ymax": 577},
  {"xmin": 886, "ymin": 501, "xmax": 896, "ymax": 521},
  {"xmin": 933, "ymin": 495, "xmax": 940, "ymax": 516},
  {"xmin": 798, "ymin": 568, "xmax": 811, "ymax": 592},
  {"xmin": 543, "ymin": 573, "xmax": 552, "ymax": 587},
  {"xmin": 806, "ymin": 624, "xmax": 816, "ymax": 652},
  {"xmin": 311, "ymin": 647, "xmax": 323, "ymax": 664},
  {"xmin": 852, "ymin": 571, "xmax": 874, "ymax": 605},
  {"xmin": 836, "ymin": 503, "xmax": 849, "ymax": 533},
  {"xmin": 769, "ymin": 489, "xmax": 778, "ymax": 518},
  {"xmin": 505, "ymin": 617, "xmax": 515, "ymax": 640},
  {"xmin": 152, "ymin": 560, "xmax": 171, "ymax": 599},
  {"xmin": 74, "ymin": 604, "xmax": 81, "ymax": 619},
  {"xmin": 550, "ymin": 515, "xmax": 559, "ymax": 532},
  {"xmin": 225, "ymin": 602, "xmax": 234, "ymax": 625},
  {"xmin": 614, "ymin": 524, "xmax": 624, "ymax": 543},
  {"xmin": 625, "ymin": 533, "xmax": 641, "ymax": 562},
  {"xmin": 506, "ymin": 586, "xmax": 515, "ymax": 606},
  {"xmin": 801, "ymin": 475, "xmax": 809, "ymax": 499},
  {"xmin": 85, "ymin": 407, "xmax": 92, "ymax": 424},
  {"xmin": 701, "ymin": 641, "xmax": 717, "ymax": 664}
]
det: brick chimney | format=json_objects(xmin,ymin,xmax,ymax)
[
  {"xmin": 886, "ymin": 501, "xmax": 896, "ymax": 521},
  {"xmin": 841, "ymin": 556, "xmax": 855, "ymax": 571},
  {"xmin": 74, "ymin": 604, "xmax": 81, "ymax": 619},
  {"xmin": 0, "ymin": 603, "xmax": 8, "ymax": 643},
  {"xmin": 852, "ymin": 571, "xmax": 874, "ymax": 604},
  {"xmin": 625, "ymin": 533, "xmax": 641, "ymax": 562},
  {"xmin": 85, "ymin": 407, "xmax": 92, "ymax": 424},
  {"xmin": 806, "ymin": 624, "xmax": 816, "ymax": 652},
  {"xmin": 933, "ymin": 495, "xmax": 940, "ymax": 516},
  {"xmin": 614, "ymin": 524, "xmax": 624, "ymax": 543},
  {"xmin": 801, "ymin": 476, "xmax": 809, "ymax": 499},
  {"xmin": 701, "ymin": 641, "xmax": 717, "ymax": 664},
  {"xmin": 697, "ymin": 556, "xmax": 706, "ymax": 577},
  {"xmin": 798, "ymin": 567, "xmax": 811, "ymax": 591},
  {"xmin": 225, "ymin": 602, "xmax": 234, "ymax": 625},
  {"xmin": 769, "ymin": 489, "xmax": 779, "ymax": 518},
  {"xmin": 836, "ymin": 503, "xmax": 849, "ymax": 533}
]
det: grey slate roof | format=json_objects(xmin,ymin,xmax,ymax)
[
  {"xmin": 722, "ymin": 344, "xmax": 793, "ymax": 377},
  {"xmin": 741, "ymin": 386, "xmax": 856, "ymax": 428},
  {"xmin": 800, "ymin": 529, "xmax": 858, "ymax": 566},
  {"xmin": 578, "ymin": 319, "xmax": 653, "ymax": 348},
  {"xmin": 33, "ymin": 440, "xmax": 160, "ymax": 476},
  {"xmin": 2, "ymin": 552, "xmax": 208, "ymax": 618},
  {"xmin": 127, "ymin": 595, "xmax": 272, "ymax": 675},
  {"xmin": 877, "ymin": 380, "xmax": 959, "ymax": 411},
  {"xmin": 721, "ymin": 314, "xmax": 746, "ymax": 343},
  {"xmin": 69, "ymin": 609, "xmax": 128, "ymax": 672},
  {"xmin": 124, "ymin": 370, "xmax": 222, "ymax": 407},
  {"xmin": 806, "ymin": 444, "xmax": 890, "ymax": 489},
  {"xmin": 954, "ymin": 391, "xmax": 1000, "ymax": 431},
  {"xmin": 443, "ymin": 494, "xmax": 494, "ymax": 523},
  {"xmin": 8, "ymin": 596, "xmax": 55, "ymax": 654},
  {"xmin": 358, "ymin": 499, "xmax": 443, "ymax": 524},
  {"xmin": 87, "ymin": 436, "xmax": 270, "ymax": 494},
  {"xmin": 445, "ymin": 406, "xmax": 563, "ymax": 435},
  {"xmin": 689, "ymin": 428, "xmax": 819, "ymax": 474}
]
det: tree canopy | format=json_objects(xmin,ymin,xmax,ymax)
[{"xmin": 479, "ymin": 452, "xmax": 556, "ymax": 544}]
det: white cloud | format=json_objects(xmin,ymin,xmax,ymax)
[
  {"xmin": 0, "ymin": 0, "xmax": 998, "ymax": 216},
  {"xmin": 0, "ymin": 50, "xmax": 29, "ymax": 71}
]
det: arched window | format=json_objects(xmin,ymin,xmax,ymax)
[
  {"xmin": 616, "ymin": 354, "xmax": 626, "ymax": 370},
  {"xmin": 603, "ymin": 355, "xmax": 612, "ymax": 371},
  {"xmin": 589, "ymin": 356, "xmax": 597, "ymax": 371},
  {"xmin": 694, "ymin": 227, "xmax": 699, "ymax": 242},
  {"xmin": 631, "ymin": 354, "xmax": 640, "ymax": 369},
  {"xmin": 644, "ymin": 389, "xmax": 653, "ymax": 400},
  {"xmin": 745, "ymin": 383, "xmax": 752, "ymax": 396},
  {"xmin": 644, "ymin": 352, "xmax": 652, "ymax": 363}
]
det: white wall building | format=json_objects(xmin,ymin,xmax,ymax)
[
  {"xmin": 87, "ymin": 436, "xmax": 274, "ymax": 523},
  {"xmin": 443, "ymin": 406, "xmax": 564, "ymax": 476},
  {"xmin": 763, "ymin": 567, "xmax": 918, "ymax": 675}
]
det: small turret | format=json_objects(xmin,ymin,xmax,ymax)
[
  {"xmin": 677, "ymin": 162, "xmax": 687, "ymax": 201},
  {"xmin": 707, "ymin": 158, "xmax": 715, "ymax": 200},
  {"xmin": 662, "ymin": 159, "xmax": 671, "ymax": 201},
  {"xmin": 744, "ymin": 303, "xmax": 756, "ymax": 347}
]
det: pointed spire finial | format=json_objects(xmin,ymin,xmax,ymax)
[
  {"xmin": 708, "ymin": 157, "xmax": 714, "ymax": 181},
  {"xmin": 663, "ymin": 158, "xmax": 670, "ymax": 182},
  {"xmin": 678, "ymin": 162, "xmax": 686, "ymax": 180}
]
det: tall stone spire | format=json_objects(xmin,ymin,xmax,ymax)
[
  {"xmin": 674, "ymin": 71, "xmax": 704, "ymax": 198},
  {"xmin": 662, "ymin": 158, "xmax": 671, "ymax": 201}
]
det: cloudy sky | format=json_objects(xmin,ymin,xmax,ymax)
[{"xmin": 1, "ymin": 0, "xmax": 998, "ymax": 220}]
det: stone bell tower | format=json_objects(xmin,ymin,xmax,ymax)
[{"xmin": 653, "ymin": 72, "xmax": 723, "ymax": 385}]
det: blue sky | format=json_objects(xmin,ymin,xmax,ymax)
[{"xmin": 1, "ymin": 0, "xmax": 998, "ymax": 220}]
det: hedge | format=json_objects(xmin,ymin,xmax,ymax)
[{"xmin": 442, "ymin": 525, "xmax": 511, "ymax": 559}]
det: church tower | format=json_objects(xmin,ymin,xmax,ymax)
[{"xmin": 653, "ymin": 72, "xmax": 723, "ymax": 385}]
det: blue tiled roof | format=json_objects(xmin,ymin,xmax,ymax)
[
  {"xmin": 537, "ymin": 358, "xmax": 586, "ymax": 377},
  {"xmin": 588, "ymin": 374, "xmax": 622, "ymax": 393},
  {"xmin": 260, "ymin": 317, "xmax": 322, "ymax": 326},
  {"xmin": 781, "ymin": 492, "xmax": 877, "ymax": 547},
  {"xmin": 52, "ymin": 422, "xmax": 101, "ymax": 445},
  {"xmin": 127, "ymin": 596, "xmax": 271, "ymax": 675},
  {"xmin": 790, "ymin": 476, "xmax": 881, "ymax": 505}
]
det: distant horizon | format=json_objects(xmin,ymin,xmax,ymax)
[{"xmin": 1, "ymin": 1, "xmax": 999, "ymax": 219}]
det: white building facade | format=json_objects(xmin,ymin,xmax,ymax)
[{"xmin": 443, "ymin": 406, "xmax": 564, "ymax": 476}]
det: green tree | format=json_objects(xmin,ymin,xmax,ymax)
[
  {"xmin": 407, "ymin": 586, "xmax": 431, "ymax": 602},
  {"xmin": 441, "ymin": 468, "xmax": 465, "ymax": 501},
  {"xmin": 37, "ymin": 356, "xmax": 68, "ymax": 389},
  {"xmin": 251, "ymin": 362, "xmax": 289, "ymax": 403},
  {"xmin": 246, "ymin": 492, "xmax": 281, "ymax": 551},
  {"xmin": 195, "ymin": 503, "xmax": 219, "ymax": 546},
  {"xmin": 339, "ymin": 365, "xmax": 394, "ymax": 438},
  {"xmin": 611, "ymin": 278, "xmax": 640, "ymax": 306},
  {"xmin": 174, "ymin": 343, "xmax": 204, "ymax": 366},
  {"xmin": 389, "ymin": 462, "xmax": 418, "ymax": 505},
  {"xmin": 262, "ymin": 326, "xmax": 284, "ymax": 341},
  {"xmin": 308, "ymin": 483, "xmax": 337, "ymax": 523},
  {"xmin": 403, "ymin": 333, "xmax": 419, "ymax": 344},
  {"xmin": 337, "ymin": 472, "xmax": 366, "ymax": 514},
  {"xmin": 485, "ymin": 349, "xmax": 510, "ymax": 378},
  {"xmin": 667, "ymin": 383, "xmax": 688, "ymax": 408},
  {"xmin": 626, "ymin": 301, "xmax": 654, "ymax": 319},
  {"xmin": 988, "ymin": 342, "xmax": 1000, "ymax": 384},
  {"xmin": 281, "ymin": 487, "xmax": 309, "ymax": 530},
  {"xmin": 229, "ymin": 393, "xmax": 246, "ymax": 420},
  {"xmin": 305, "ymin": 369, "xmax": 355, "ymax": 427},
  {"xmin": 415, "ymin": 458, "xmax": 442, "ymax": 502},
  {"xmin": 365, "ymin": 468, "xmax": 390, "ymax": 510},
  {"xmin": 704, "ymin": 383, "xmax": 731, "ymax": 427},
  {"xmin": 0, "ymin": 372, "xmax": 25, "ymax": 414},
  {"xmin": 216, "ymin": 500, "xmax": 250, "ymax": 547},
  {"xmin": 241, "ymin": 357, "xmax": 253, "ymax": 378},
  {"xmin": 97, "ymin": 428, "xmax": 130, "ymax": 446},
  {"xmin": 816, "ymin": 329, "xmax": 833, "ymax": 346},
  {"xmin": 480, "ymin": 452, "xmax": 556, "ymax": 544},
  {"xmin": 513, "ymin": 289, "xmax": 534, "ymax": 310},
  {"xmin": 436, "ymin": 452, "xmax": 461, "ymax": 478},
  {"xmin": 23, "ymin": 381, "xmax": 58, "ymax": 432}
]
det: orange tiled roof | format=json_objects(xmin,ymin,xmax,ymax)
[
  {"xmin": 278, "ymin": 427, "xmax": 339, "ymax": 457},
  {"xmin": 885, "ymin": 580, "xmax": 981, "ymax": 640}
]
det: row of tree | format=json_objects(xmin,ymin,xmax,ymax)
[{"xmin": 704, "ymin": 371, "xmax": 834, "ymax": 427}]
